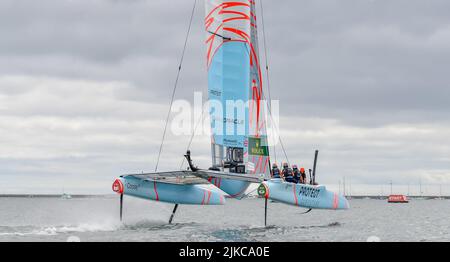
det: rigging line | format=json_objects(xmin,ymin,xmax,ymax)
[
  {"xmin": 260, "ymin": 0, "xmax": 289, "ymax": 165},
  {"xmin": 259, "ymin": 70, "xmax": 290, "ymax": 165},
  {"xmin": 259, "ymin": 82, "xmax": 290, "ymax": 165},
  {"xmin": 154, "ymin": 0, "xmax": 198, "ymax": 172},
  {"xmin": 208, "ymin": 31, "xmax": 232, "ymax": 41},
  {"xmin": 179, "ymin": 104, "xmax": 206, "ymax": 170},
  {"xmin": 260, "ymin": 0, "xmax": 277, "ymax": 164}
]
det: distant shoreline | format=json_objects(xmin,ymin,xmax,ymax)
[
  {"xmin": 0, "ymin": 194, "xmax": 448, "ymax": 199},
  {"xmin": 344, "ymin": 195, "xmax": 450, "ymax": 200}
]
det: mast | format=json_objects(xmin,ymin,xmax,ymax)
[
  {"xmin": 419, "ymin": 178, "xmax": 422, "ymax": 197},
  {"xmin": 343, "ymin": 176, "xmax": 346, "ymax": 197},
  {"xmin": 338, "ymin": 180, "xmax": 341, "ymax": 195},
  {"xmin": 348, "ymin": 178, "xmax": 351, "ymax": 198}
]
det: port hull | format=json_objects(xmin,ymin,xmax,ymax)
[{"xmin": 113, "ymin": 177, "xmax": 225, "ymax": 205}]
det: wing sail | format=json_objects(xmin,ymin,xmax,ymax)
[
  {"xmin": 205, "ymin": 0, "xmax": 271, "ymax": 197},
  {"xmin": 206, "ymin": 0, "xmax": 270, "ymax": 176}
]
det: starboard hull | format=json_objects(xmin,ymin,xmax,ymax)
[{"xmin": 259, "ymin": 179, "xmax": 349, "ymax": 210}]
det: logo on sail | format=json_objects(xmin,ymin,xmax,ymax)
[{"xmin": 248, "ymin": 137, "xmax": 268, "ymax": 156}]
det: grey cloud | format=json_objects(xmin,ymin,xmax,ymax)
[
  {"xmin": 261, "ymin": 0, "xmax": 450, "ymax": 124},
  {"xmin": 0, "ymin": 0, "xmax": 193, "ymax": 61},
  {"xmin": 0, "ymin": 0, "xmax": 449, "ymax": 193}
]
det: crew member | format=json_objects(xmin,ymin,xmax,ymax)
[
  {"xmin": 282, "ymin": 163, "xmax": 294, "ymax": 183},
  {"xmin": 300, "ymin": 167, "xmax": 307, "ymax": 184},
  {"xmin": 271, "ymin": 163, "xmax": 281, "ymax": 179},
  {"xmin": 292, "ymin": 165, "xmax": 301, "ymax": 183}
]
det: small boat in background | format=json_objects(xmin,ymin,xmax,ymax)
[
  {"xmin": 61, "ymin": 188, "xmax": 72, "ymax": 199},
  {"xmin": 61, "ymin": 193, "xmax": 72, "ymax": 199},
  {"xmin": 388, "ymin": 195, "xmax": 408, "ymax": 203}
]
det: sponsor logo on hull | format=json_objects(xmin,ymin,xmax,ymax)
[{"xmin": 112, "ymin": 179, "xmax": 124, "ymax": 194}]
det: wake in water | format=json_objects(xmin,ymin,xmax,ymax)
[
  {"xmin": 208, "ymin": 222, "xmax": 343, "ymax": 242},
  {"xmin": 122, "ymin": 220, "xmax": 201, "ymax": 231},
  {"xmin": 0, "ymin": 219, "xmax": 205, "ymax": 238},
  {"xmin": 0, "ymin": 222, "xmax": 121, "ymax": 237}
]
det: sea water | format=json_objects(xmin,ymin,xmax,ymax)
[{"xmin": 0, "ymin": 196, "xmax": 448, "ymax": 242}]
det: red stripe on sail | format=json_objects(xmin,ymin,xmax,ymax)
[{"xmin": 262, "ymin": 157, "xmax": 269, "ymax": 174}]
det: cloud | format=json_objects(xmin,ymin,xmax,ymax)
[
  {"xmin": 0, "ymin": 0, "xmax": 449, "ymax": 194},
  {"xmin": 263, "ymin": 0, "xmax": 450, "ymax": 125}
]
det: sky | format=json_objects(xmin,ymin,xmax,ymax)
[{"xmin": 0, "ymin": 0, "xmax": 449, "ymax": 195}]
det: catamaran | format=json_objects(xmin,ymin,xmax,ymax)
[{"xmin": 112, "ymin": 0, "xmax": 349, "ymax": 226}]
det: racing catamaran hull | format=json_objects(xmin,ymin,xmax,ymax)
[
  {"xmin": 259, "ymin": 179, "xmax": 349, "ymax": 210},
  {"xmin": 113, "ymin": 177, "xmax": 225, "ymax": 205}
]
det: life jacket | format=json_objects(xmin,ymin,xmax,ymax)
[
  {"xmin": 272, "ymin": 167, "xmax": 281, "ymax": 178},
  {"xmin": 300, "ymin": 171, "xmax": 307, "ymax": 184},
  {"xmin": 292, "ymin": 169, "xmax": 300, "ymax": 183},
  {"xmin": 283, "ymin": 168, "xmax": 294, "ymax": 183}
]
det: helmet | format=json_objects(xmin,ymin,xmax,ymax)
[
  {"xmin": 300, "ymin": 167, "xmax": 305, "ymax": 173},
  {"xmin": 272, "ymin": 163, "xmax": 278, "ymax": 168}
]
